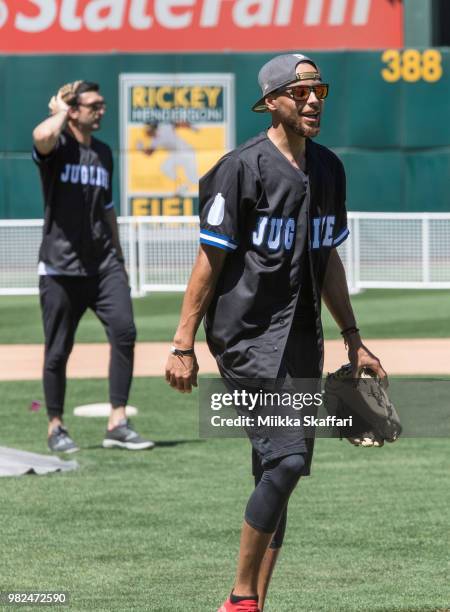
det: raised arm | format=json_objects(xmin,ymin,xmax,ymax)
[
  {"xmin": 165, "ymin": 244, "xmax": 227, "ymax": 393},
  {"xmin": 322, "ymin": 248, "xmax": 386, "ymax": 379},
  {"xmin": 32, "ymin": 92, "xmax": 70, "ymax": 155}
]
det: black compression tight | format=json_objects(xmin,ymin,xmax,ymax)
[{"xmin": 245, "ymin": 453, "xmax": 306, "ymax": 547}]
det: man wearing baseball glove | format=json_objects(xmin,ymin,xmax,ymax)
[
  {"xmin": 33, "ymin": 81, "xmax": 153, "ymax": 453},
  {"xmin": 324, "ymin": 363, "xmax": 402, "ymax": 447},
  {"xmin": 165, "ymin": 53, "xmax": 387, "ymax": 611}
]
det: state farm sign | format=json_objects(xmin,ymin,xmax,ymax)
[{"xmin": 0, "ymin": 0, "xmax": 403, "ymax": 53}]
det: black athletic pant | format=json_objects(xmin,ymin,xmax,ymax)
[
  {"xmin": 39, "ymin": 263, "xmax": 136, "ymax": 420},
  {"xmin": 243, "ymin": 324, "xmax": 322, "ymax": 549}
]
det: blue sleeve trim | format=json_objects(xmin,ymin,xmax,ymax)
[
  {"xmin": 200, "ymin": 232, "xmax": 237, "ymax": 252},
  {"xmin": 104, "ymin": 201, "xmax": 115, "ymax": 210},
  {"xmin": 200, "ymin": 228, "xmax": 238, "ymax": 246},
  {"xmin": 333, "ymin": 227, "xmax": 349, "ymax": 247},
  {"xmin": 200, "ymin": 238, "xmax": 234, "ymax": 252},
  {"xmin": 32, "ymin": 148, "xmax": 42, "ymax": 164}
]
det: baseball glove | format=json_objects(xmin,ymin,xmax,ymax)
[
  {"xmin": 324, "ymin": 363, "xmax": 402, "ymax": 447},
  {"xmin": 48, "ymin": 80, "xmax": 83, "ymax": 115}
]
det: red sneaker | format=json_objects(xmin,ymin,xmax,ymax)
[{"xmin": 218, "ymin": 597, "xmax": 261, "ymax": 612}]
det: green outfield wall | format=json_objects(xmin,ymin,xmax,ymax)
[{"xmin": 1, "ymin": 50, "xmax": 449, "ymax": 218}]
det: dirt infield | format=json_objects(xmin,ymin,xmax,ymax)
[{"xmin": 1, "ymin": 338, "xmax": 449, "ymax": 381}]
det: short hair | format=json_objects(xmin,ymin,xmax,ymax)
[{"xmin": 75, "ymin": 81, "xmax": 99, "ymax": 96}]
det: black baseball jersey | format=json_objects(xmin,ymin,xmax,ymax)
[
  {"xmin": 33, "ymin": 131, "xmax": 115, "ymax": 276},
  {"xmin": 199, "ymin": 132, "xmax": 348, "ymax": 380}
]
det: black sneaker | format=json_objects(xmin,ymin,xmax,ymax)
[
  {"xmin": 102, "ymin": 419, "xmax": 155, "ymax": 450},
  {"xmin": 48, "ymin": 425, "xmax": 79, "ymax": 453}
]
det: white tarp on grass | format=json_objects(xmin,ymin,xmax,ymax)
[{"xmin": 0, "ymin": 446, "xmax": 79, "ymax": 477}]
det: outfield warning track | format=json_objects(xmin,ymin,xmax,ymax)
[{"xmin": 0, "ymin": 339, "xmax": 449, "ymax": 381}]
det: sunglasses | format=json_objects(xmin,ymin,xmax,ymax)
[
  {"xmin": 77, "ymin": 101, "xmax": 107, "ymax": 111},
  {"xmin": 281, "ymin": 84, "xmax": 329, "ymax": 101}
]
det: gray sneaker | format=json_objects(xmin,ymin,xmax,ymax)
[
  {"xmin": 102, "ymin": 419, "xmax": 155, "ymax": 450},
  {"xmin": 48, "ymin": 425, "xmax": 79, "ymax": 453}
]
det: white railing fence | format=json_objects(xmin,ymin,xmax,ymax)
[{"xmin": 1, "ymin": 213, "xmax": 450, "ymax": 296}]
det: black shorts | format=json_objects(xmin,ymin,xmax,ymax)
[{"xmin": 220, "ymin": 326, "xmax": 322, "ymax": 476}]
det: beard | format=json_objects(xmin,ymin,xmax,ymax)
[
  {"xmin": 77, "ymin": 117, "xmax": 102, "ymax": 132},
  {"xmin": 283, "ymin": 112, "xmax": 321, "ymax": 138}
]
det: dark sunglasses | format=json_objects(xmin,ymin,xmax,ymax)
[
  {"xmin": 281, "ymin": 84, "xmax": 329, "ymax": 101},
  {"xmin": 77, "ymin": 101, "xmax": 107, "ymax": 111}
]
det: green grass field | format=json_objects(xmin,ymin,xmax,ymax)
[
  {"xmin": 0, "ymin": 289, "xmax": 450, "ymax": 344},
  {"xmin": 1, "ymin": 378, "xmax": 450, "ymax": 611},
  {"xmin": 1, "ymin": 290, "xmax": 450, "ymax": 611}
]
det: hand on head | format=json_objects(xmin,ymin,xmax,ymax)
[{"xmin": 48, "ymin": 81, "xmax": 82, "ymax": 115}]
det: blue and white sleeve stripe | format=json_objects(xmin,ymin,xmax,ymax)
[
  {"xmin": 333, "ymin": 227, "xmax": 349, "ymax": 247},
  {"xmin": 200, "ymin": 229, "xmax": 238, "ymax": 252},
  {"xmin": 104, "ymin": 201, "xmax": 115, "ymax": 210}
]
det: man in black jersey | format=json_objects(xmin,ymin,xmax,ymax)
[
  {"xmin": 165, "ymin": 54, "xmax": 386, "ymax": 611},
  {"xmin": 33, "ymin": 80, "xmax": 153, "ymax": 453}
]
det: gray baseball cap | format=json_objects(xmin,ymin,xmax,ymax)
[{"xmin": 252, "ymin": 53, "xmax": 320, "ymax": 113}]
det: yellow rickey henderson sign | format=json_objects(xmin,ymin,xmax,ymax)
[
  {"xmin": 131, "ymin": 86, "xmax": 222, "ymax": 109},
  {"xmin": 121, "ymin": 74, "xmax": 234, "ymax": 218}
]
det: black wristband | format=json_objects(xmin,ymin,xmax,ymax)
[
  {"xmin": 171, "ymin": 346, "xmax": 194, "ymax": 357},
  {"xmin": 340, "ymin": 326, "xmax": 360, "ymax": 337}
]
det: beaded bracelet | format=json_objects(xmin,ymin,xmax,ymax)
[{"xmin": 340, "ymin": 326, "xmax": 360, "ymax": 337}]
